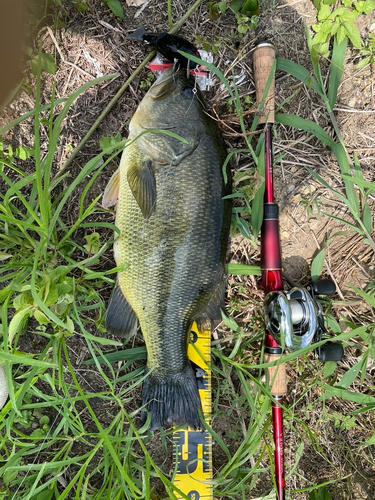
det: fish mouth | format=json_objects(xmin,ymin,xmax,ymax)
[{"xmin": 149, "ymin": 68, "xmax": 180, "ymax": 100}]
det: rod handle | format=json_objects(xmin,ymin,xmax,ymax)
[
  {"xmin": 253, "ymin": 42, "xmax": 275, "ymax": 124},
  {"xmin": 265, "ymin": 353, "xmax": 287, "ymax": 396}
]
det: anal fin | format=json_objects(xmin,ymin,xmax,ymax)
[
  {"xmin": 196, "ymin": 274, "xmax": 226, "ymax": 329},
  {"xmin": 106, "ymin": 283, "xmax": 139, "ymax": 338}
]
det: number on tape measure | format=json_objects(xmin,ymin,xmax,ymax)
[{"xmin": 173, "ymin": 321, "xmax": 213, "ymax": 500}]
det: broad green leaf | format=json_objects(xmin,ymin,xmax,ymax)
[
  {"xmin": 330, "ymin": 22, "xmax": 340, "ymax": 35},
  {"xmin": 312, "ymin": 23, "xmax": 321, "ymax": 33},
  {"xmin": 344, "ymin": 22, "xmax": 361, "ymax": 49},
  {"xmin": 231, "ymin": 0, "xmax": 244, "ymax": 12},
  {"xmin": 340, "ymin": 8, "xmax": 359, "ymax": 23},
  {"xmin": 311, "ymin": 249, "xmax": 325, "ymax": 281},
  {"xmin": 100, "ymin": 133, "xmax": 122, "ymax": 151},
  {"xmin": 328, "ymin": 37, "xmax": 347, "ymax": 109},
  {"xmin": 313, "ymin": 31, "xmax": 330, "ymax": 44},
  {"xmin": 241, "ymin": 0, "xmax": 259, "ymax": 13},
  {"xmin": 66, "ymin": 316, "xmax": 75, "ymax": 333},
  {"xmin": 362, "ymin": 0, "xmax": 375, "ymax": 14},
  {"xmin": 34, "ymin": 309, "xmax": 50, "ymax": 325},
  {"xmin": 32, "ymin": 487, "xmax": 54, "ymax": 499},
  {"xmin": 15, "ymin": 147, "xmax": 35, "ymax": 160},
  {"xmin": 44, "ymin": 283, "xmax": 59, "ymax": 307},
  {"xmin": 336, "ymin": 25, "xmax": 346, "ymax": 46},
  {"xmin": 310, "ymin": 485, "xmax": 332, "ymax": 500},
  {"xmin": 323, "ymin": 361, "xmax": 337, "ymax": 378},
  {"xmin": 38, "ymin": 53, "xmax": 58, "ymax": 74},
  {"xmin": 105, "ymin": 0, "xmax": 125, "ymax": 18},
  {"xmin": 84, "ymin": 232, "xmax": 101, "ymax": 254},
  {"xmin": 318, "ymin": 3, "xmax": 331, "ymax": 20},
  {"xmin": 232, "ymin": 213, "xmax": 251, "ymax": 240},
  {"xmin": 219, "ymin": 1, "xmax": 227, "ymax": 14},
  {"xmin": 8, "ymin": 306, "xmax": 33, "ymax": 343},
  {"xmin": 357, "ymin": 55, "xmax": 371, "ymax": 70},
  {"xmin": 0, "ymin": 252, "xmax": 12, "ymax": 262},
  {"xmin": 326, "ymin": 315, "xmax": 341, "ymax": 334},
  {"xmin": 319, "ymin": 41, "xmax": 330, "ymax": 58}
]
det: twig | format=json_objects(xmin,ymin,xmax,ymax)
[
  {"xmin": 55, "ymin": 0, "xmax": 204, "ymax": 180},
  {"xmin": 47, "ymin": 27, "xmax": 94, "ymax": 79}
]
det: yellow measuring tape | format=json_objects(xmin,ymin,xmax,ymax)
[{"xmin": 173, "ymin": 321, "xmax": 213, "ymax": 499}]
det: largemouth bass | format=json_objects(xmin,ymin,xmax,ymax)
[{"xmin": 103, "ymin": 68, "xmax": 231, "ymax": 430}]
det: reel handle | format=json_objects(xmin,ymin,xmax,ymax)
[
  {"xmin": 309, "ymin": 279, "xmax": 336, "ymax": 296},
  {"xmin": 253, "ymin": 42, "xmax": 276, "ymax": 124},
  {"xmin": 265, "ymin": 353, "xmax": 287, "ymax": 396},
  {"xmin": 319, "ymin": 343, "xmax": 344, "ymax": 362}
]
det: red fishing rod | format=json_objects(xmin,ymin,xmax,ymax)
[
  {"xmin": 253, "ymin": 42, "xmax": 344, "ymax": 498},
  {"xmin": 253, "ymin": 41, "xmax": 286, "ymax": 500}
]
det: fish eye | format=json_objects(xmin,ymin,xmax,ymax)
[{"xmin": 182, "ymin": 86, "xmax": 194, "ymax": 98}]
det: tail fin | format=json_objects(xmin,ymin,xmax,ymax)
[
  {"xmin": 141, "ymin": 364, "xmax": 203, "ymax": 431},
  {"xmin": 127, "ymin": 25, "xmax": 148, "ymax": 42}
]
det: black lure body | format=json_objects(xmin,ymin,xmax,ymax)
[{"xmin": 127, "ymin": 25, "xmax": 200, "ymax": 69}]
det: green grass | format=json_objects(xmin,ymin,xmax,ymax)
[{"xmin": 0, "ymin": 9, "xmax": 375, "ymax": 500}]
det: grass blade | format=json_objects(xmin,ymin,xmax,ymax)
[
  {"xmin": 328, "ymin": 37, "xmax": 348, "ymax": 109},
  {"xmin": 226, "ymin": 263, "xmax": 261, "ymax": 276},
  {"xmin": 276, "ymin": 58, "xmax": 325, "ymax": 99},
  {"xmin": 276, "ymin": 114, "xmax": 335, "ymax": 147}
]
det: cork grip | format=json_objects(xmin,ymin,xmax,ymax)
[
  {"xmin": 265, "ymin": 353, "xmax": 287, "ymax": 396},
  {"xmin": 253, "ymin": 42, "xmax": 275, "ymax": 124}
]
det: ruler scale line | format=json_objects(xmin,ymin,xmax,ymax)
[{"xmin": 173, "ymin": 321, "xmax": 213, "ymax": 499}]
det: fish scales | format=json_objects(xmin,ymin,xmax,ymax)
[{"xmin": 105, "ymin": 69, "xmax": 231, "ymax": 430}]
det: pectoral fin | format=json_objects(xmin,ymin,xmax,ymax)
[
  {"xmin": 102, "ymin": 169, "xmax": 120, "ymax": 209},
  {"xmin": 106, "ymin": 283, "xmax": 139, "ymax": 338},
  {"xmin": 127, "ymin": 159, "xmax": 156, "ymax": 219}
]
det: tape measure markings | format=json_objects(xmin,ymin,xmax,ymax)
[{"xmin": 173, "ymin": 321, "xmax": 213, "ymax": 500}]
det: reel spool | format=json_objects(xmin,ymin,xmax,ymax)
[{"xmin": 265, "ymin": 280, "xmax": 344, "ymax": 361}]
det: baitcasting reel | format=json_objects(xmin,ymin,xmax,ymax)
[{"xmin": 265, "ymin": 279, "xmax": 344, "ymax": 362}]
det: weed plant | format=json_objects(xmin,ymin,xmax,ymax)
[{"xmin": 0, "ymin": 17, "xmax": 374, "ymax": 500}]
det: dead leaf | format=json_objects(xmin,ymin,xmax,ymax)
[{"xmin": 126, "ymin": 0, "xmax": 148, "ymax": 6}]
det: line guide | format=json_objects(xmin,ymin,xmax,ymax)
[{"xmin": 173, "ymin": 321, "xmax": 213, "ymax": 499}]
